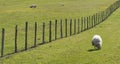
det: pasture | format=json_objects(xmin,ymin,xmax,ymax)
[{"xmin": 0, "ymin": 0, "xmax": 120, "ymax": 64}]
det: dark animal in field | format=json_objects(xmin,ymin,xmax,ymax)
[{"xmin": 30, "ymin": 4, "xmax": 37, "ymax": 8}]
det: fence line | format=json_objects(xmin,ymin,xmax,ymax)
[{"xmin": 1, "ymin": 0, "xmax": 120, "ymax": 58}]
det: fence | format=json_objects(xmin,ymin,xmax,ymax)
[{"xmin": 1, "ymin": 0, "xmax": 120, "ymax": 58}]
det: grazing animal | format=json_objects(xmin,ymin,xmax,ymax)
[
  {"xmin": 30, "ymin": 4, "xmax": 37, "ymax": 8},
  {"xmin": 92, "ymin": 35, "xmax": 102, "ymax": 49}
]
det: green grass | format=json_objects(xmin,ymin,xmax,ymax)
[
  {"xmin": 1, "ymin": 8, "xmax": 120, "ymax": 64},
  {"xmin": 0, "ymin": 0, "xmax": 120, "ymax": 64},
  {"xmin": 0, "ymin": 0, "xmax": 117, "ymax": 55},
  {"xmin": 0, "ymin": 0, "xmax": 117, "ymax": 29}
]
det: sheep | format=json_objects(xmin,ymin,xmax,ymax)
[
  {"xmin": 92, "ymin": 35, "xmax": 102, "ymax": 50},
  {"xmin": 30, "ymin": 4, "xmax": 37, "ymax": 8}
]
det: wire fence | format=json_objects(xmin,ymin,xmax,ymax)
[{"xmin": 0, "ymin": 0, "xmax": 120, "ymax": 58}]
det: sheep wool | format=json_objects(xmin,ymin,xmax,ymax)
[
  {"xmin": 30, "ymin": 4, "xmax": 37, "ymax": 8},
  {"xmin": 92, "ymin": 35, "xmax": 102, "ymax": 49}
]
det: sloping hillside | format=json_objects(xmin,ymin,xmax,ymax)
[
  {"xmin": 1, "ymin": 5, "xmax": 120, "ymax": 64},
  {"xmin": 0, "ymin": 0, "xmax": 120, "ymax": 64}
]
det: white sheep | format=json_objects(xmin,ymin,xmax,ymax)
[
  {"xmin": 92, "ymin": 35, "xmax": 102, "ymax": 49},
  {"xmin": 30, "ymin": 4, "xmax": 37, "ymax": 8}
]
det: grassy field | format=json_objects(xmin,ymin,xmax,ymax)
[
  {"xmin": 0, "ymin": 0, "xmax": 117, "ymax": 55},
  {"xmin": 0, "ymin": 0, "xmax": 117, "ymax": 29},
  {"xmin": 1, "ymin": 8, "xmax": 120, "ymax": 64},
  {"xmin": 0, "ymin": 0, "xmax": 120, "ymax": 64}
]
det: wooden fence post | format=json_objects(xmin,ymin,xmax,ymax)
[
  {"xmin": 78, "ymin": 18, "xmax": 80, "ymax": 34},
  {"xmin": 1, "ymin": 28, "xmax": 5, "ymax": 57},
  {"xmin": 25, "ymin": 22, "xmax": 28, "ymax": 50},
  {"xmin": 93, "ymin": 15, "xmax": 95, "ymax": 27},
  {"xmin": 102, "ymin": 11, "xmax": 104, "ymax": 21},
  {"xmin": 88, "ymin": 16, "xmax": 91, "ymax": 28},
  {"xmin": 81, "ymin": 17, "xmax": 83, "ymax": 32},
  {"xmin": 15, "ymin": 25, "xmax": 18, "ymax": 53},
  {"xmin": 60, "ymin": 19, "xmax": 63, "ymax": 38},
  {"xmin": 42, "ymin": 22, "xmax": 45, "ymax": 43},
  {"xmin": 97, "ymin": 13, "xmax": 100, "ymax": 24},
  {"xmin": 97, "ymin": 13, "xmax": 98, "ymax": 25},
  {"xmin": 49, "ymin": 21, "xmax": 52, "ymax": 42},
  {"xmin": 100, "ymin": 12, "xmax": 102, "ymax": 22},
  {"xmin": 92, "ymin": 15, "xmax": 94, "ymax": 26},
  {"xmin": 55, "ymin": 20, "xmax": 57, "ymax": 40},
  {"xmin": 87, "ymin": 17, "xmax": 89, "ymax": 29},
  {"xmin": 65, "ymin": 19, "xmax": 67, "ymax": 37},
  {"xmin": 84, "ymin": 17, "xmax": 86, "ymax": 31},
  {"xmin": 70, "ymin": 19, "xmax": 72, "ymax": 36},
  {"xmin": 74, "ymin": 19, "xmax": 76, "ymax": 35},
  {"xmin": 34, "ymin": 22, "xmax": 37, "ymax": 47},
  {"xmin": 95, "ymin": 13, "xmax": 98, "ymax": 25},
  {"xmin": 89, "ymin": 16, "xmax": 91, "ymax": 28},
  {"xmin": 98, "ymin": 13, "xmax": 100, "ymax": 24}
]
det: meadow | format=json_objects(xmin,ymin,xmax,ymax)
[{"xmin": 0, "ymin": 0, "xmax": 120, "ymax": 64}]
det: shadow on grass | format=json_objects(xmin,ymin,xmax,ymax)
[{"xmin": 88, "ymin": 49, "xmax": 100, "ymax": 52}]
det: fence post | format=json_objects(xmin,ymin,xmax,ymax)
[
  {"xmin": 97, "ymin": 13, "xmax": 100, "ymax": 24},
  {"xmin": 93, "ymin": 15, "xmax": 96, "ymax": 26},
  {"xmin": 49, "ymin": 21, "xmax": 52, "ymax": 42},
  {"xmin": 70, "ymin": 19, "xmax": 72, "ymax": 36},
  {"xmin": 65, "ymin": 19, "xmax": 67, "ymax": 37},
  {"xmin": 25, "ymin": 22, "xmax": 28, "ymax": 50},
  {"xmin": 34, "ymin": 22, "xmax": 37, "ymax": 47},
  {"xmin": 100, "ymin": 12, "xmax": 102, "ymax": 22},
  {"xmin": 95, "ymin": 13, "xmax": 97, "ymax": 25},
  {"xmin": 89, "ymin": 16, "xmax": 91, "ymax": 28},
  {"xmin": 102, "ymin": 11, "xmax": 104, "ymax": 21},
  {"xmin": 98, "ymin": 13, "xmax": 100, "ymax": 24},
  {"xmin": 81, "ymin": 17, "xmax": 83, "ymax": 32},
  {"xmin": 91, "ymin": 16, "xmax": 93, "ymax": 28},
  {"xmin": 1, "ymin": 28, "xmax": 5, "ymax": 57},
  {"xmin": 15, "ymin": 25, "xmax": 18, "ymax": 53},
  {"xmin": 60, "ymin": 19, "xmax": 63, "ymax": 38},
  {"xmin": 96, "ymin": 13, "xmax": 99, "ymax": 24},
  {"xmin": 84, "ymin": 17, "xmax": 86, "ymax": 31},
  {"xmin": 78, "ymin": 18, "xmax": 80, "ymax": 34},
  {"xmin": 87, "ymin": 17, "xmax": 89, "ymax": 29},
  {"xmin": 74, "ymin": 19, "xmax": 76, "ymax": 35},
  {"xmin": 55, "ymin": 20, "xmax": 57, "ymax": 40},
  {"xmin": 42, "ymin": 22, "xmax": 45, "ymax": 43}
]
